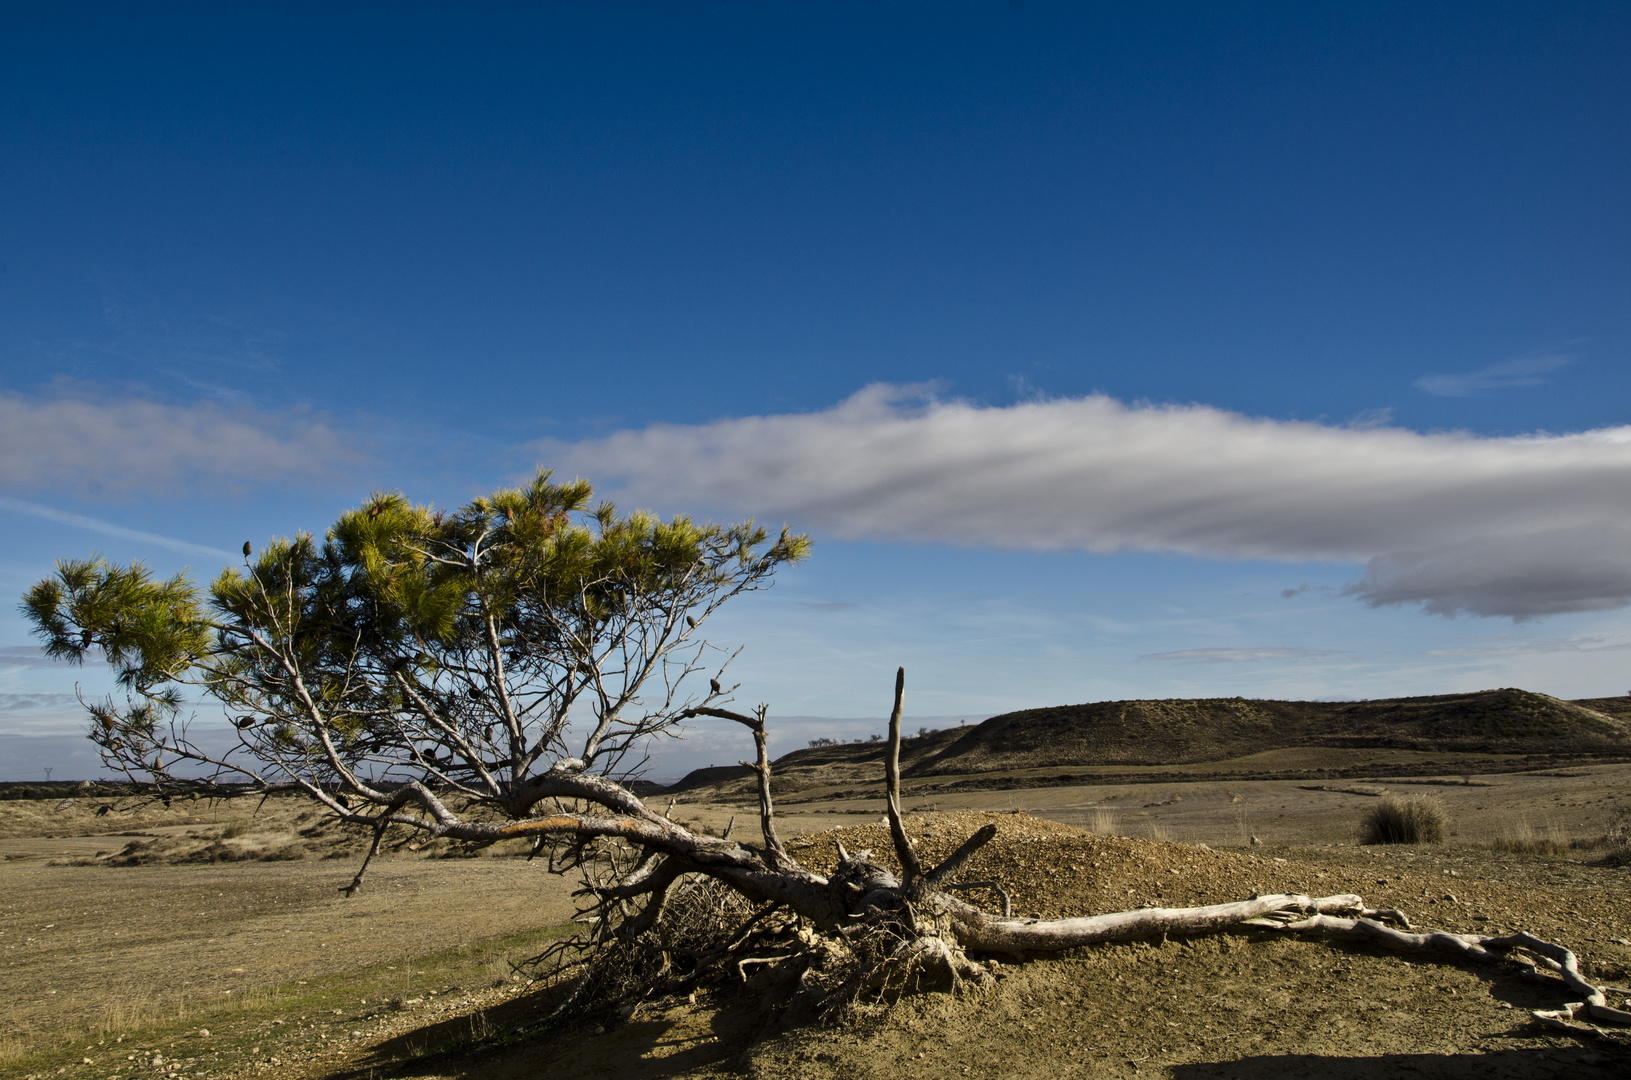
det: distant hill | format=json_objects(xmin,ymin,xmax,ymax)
[
  {"xmin": 904, "ymin": 688, "xmax": 1631, "ymax": 776},
  {"xmin": 664, "ymin": 688, "xmax": 1631, "ymax": 793}
]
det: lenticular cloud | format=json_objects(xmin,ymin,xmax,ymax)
[{"xmin": 546, "ymin": 384, "xmax": 1631, "ymax": 620}]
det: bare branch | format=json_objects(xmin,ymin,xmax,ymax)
[
  {"xmin": 923, "ymin": 823, "xmax": 997, "ymax": 888},
  {"xmin": 883, "ymin": 667, "xmax": 921, "ymax": 882}
]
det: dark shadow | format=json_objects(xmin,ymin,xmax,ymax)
[
  {"xmin": 324, "ymin": 974, "xmax": 801, "ymax": 1080},
  {"xmin": 1170, "ymin": 1046, "xmax": 1630, "ymax": 1079}
]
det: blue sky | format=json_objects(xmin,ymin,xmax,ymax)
[{"xmin": 3, "ymin": 2, "xmax": 1630, "ymax": 779}]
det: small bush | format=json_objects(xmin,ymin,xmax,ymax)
[
  {"xmin": 1359, "ymin": 795, "xmax": 1446, "ymax": 845},
  {"xmin": 1491, "ymin": 822, "xmax": 1569, "ymax": 857},
  {"xmin": 220, "ymin": 816, "xmax": 251, "ymax": 839}
]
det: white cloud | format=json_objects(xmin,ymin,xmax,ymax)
[
  {"xmin": 1140, "ymin": 648, "xmax": 1346, "ymax": 663},
  {"xmin": 542, "ymin": 384, "xmax": 1631, "ymax": 620},
  {"xmin": 0, "ymin": 383, "xmax": 364, "ymax": 496},
  {"xmin": 1344, "ymin": 525, "xmax": 1631, "ymax": 618},
  {"xmin": 1414, "ymin": 353, "xmax": 1571, "ymax": 397}
]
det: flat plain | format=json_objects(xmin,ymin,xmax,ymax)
[{"xmin": 2, "ymin": 756, "xmax": 1629, "ymax": 1080}]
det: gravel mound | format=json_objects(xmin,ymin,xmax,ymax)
[{"xmin": 790, "ymin": 810, "xmax": 1320, "ymax": 917}]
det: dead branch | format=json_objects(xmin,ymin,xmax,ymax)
[
  {"xmin": 923, "ymin": 824, "xmax": 998, "ymax": 888},
  {"xmin": 684, "ymin": 703, "xmax": 792, "ymax": 868},
  {"xmin": 883, "ymin": 667, "xmax": 922, "ymax": 882},
  {"xmin": 1260, "ymin": 913, "xmax": 1631, "ymax": 1038}
]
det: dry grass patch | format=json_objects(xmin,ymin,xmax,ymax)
[
  {"xmin": 1083, "ymin": 808, "xmax": 1119, "ymax": 835},
  {"xmin": 1490, "ymin": 821, "xmax": 1571, "ymax": 856}
]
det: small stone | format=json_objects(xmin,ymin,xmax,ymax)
[{"xmin": 196, "ymin": 1028, "xmax": 209, "ymax": 1036}]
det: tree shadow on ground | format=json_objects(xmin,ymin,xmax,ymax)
[
  {"xmin": 328, "ymin": 979, "xmax": 789, "ymax": 1080},
  {"xmin": 1170, "ymin": 1045, "xmax": 1630, "ymax": 1079}
]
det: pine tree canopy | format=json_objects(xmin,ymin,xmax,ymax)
[{"xmin": 21, "ymin": 470, "xmax": 809, "ymax": 814}]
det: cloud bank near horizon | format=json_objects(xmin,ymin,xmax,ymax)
[
  {"xmin": 0, "ymin": 384, "xmax": 364, "ymax": 497},
  {"xmin": 542, "ymin": 384, "xmax": 1631, "ymax": 621}
]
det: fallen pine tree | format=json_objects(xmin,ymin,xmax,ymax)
[{"xmin": 25, "ymin": 473, "xmax": 1629, "ymax": 1041}]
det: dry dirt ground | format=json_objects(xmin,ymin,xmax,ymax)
[{"xmin": 2, "ymin": 766, "xmax": 1629, "ymax": 1080}]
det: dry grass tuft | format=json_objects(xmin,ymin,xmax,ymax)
[
  {"xmin": 1359, "ymin": 795, "xmax": 1447, "ymax": 845},
  {"xmin": 1084, "ymin": 809, "xmax": 1120, "ymax": 836},
  {"xmin": 220, "ymin": 816, "xmax": 251, "ymax": 839},
  {"xmin": 1490, "ymin": 821, "xmax": 1570, "ymax": 857},
  {"xmin": 0, "ymin": 1033, "xmax": 27, "ymax": 1065},
  {"xmin": 93, "ymin": 996, "xmax": 163, "ymax": 1036}
]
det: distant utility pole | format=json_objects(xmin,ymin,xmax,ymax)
[{"xmin": 43, "ymin": 767, "xmax": 53, "ymax": 782}]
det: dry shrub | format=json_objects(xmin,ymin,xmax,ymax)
[
  {"xmin": 1491, "ymin": 821, "xmax": 1570, "ymax": 857},
  {"xmin": 1359, "ymin": 795, "xmax": 1446, "ymax": 845},
  {"xmin": 220, "ymin": 816, "xmax": 251, "ymax": 839}
]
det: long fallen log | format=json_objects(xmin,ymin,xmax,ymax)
[{"xmin": 926, "ymin": 884, "xmax": 1628, "ymax": 1041}]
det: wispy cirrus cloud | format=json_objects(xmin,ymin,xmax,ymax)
[
  {"xmin": 541, "ymin": 384, "xmax": 1631, "ymax": 621},
  {"xmin": 0, "ymin": 693, "xmax": 92, "ymax": 738},
  {"xmin": 1140, "ymin": 647, "xmax": 1347, "ymax": 663},
  {"xmin": 0, "ymin": 693, "xmax": 83, "ymax": 712},
  {"xmin": 0, "ymin": 498, "xmax": 234, "ymax": 558},
  {"xmin": 1414, "ymin": 353, "xmax": 1571, "ymax": 397},
  {"xmin": 0, "ymin": 382, "xmax": 365, "ymax": 497},
  {"xmin": 0, "ymin": 647, "xmax": 74, "ymax": 669},
  {"xmin": 1422, "ymin": 635, "xmax": 1631, "ymax": 658}
]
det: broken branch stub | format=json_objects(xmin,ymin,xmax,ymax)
[{"xmin": 883, "ymin": 666, "xmax": 923, "ymax": 883}]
